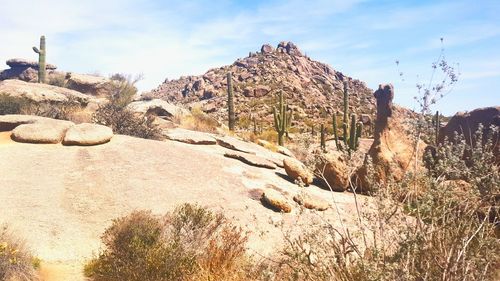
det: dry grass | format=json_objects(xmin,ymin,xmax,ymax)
[
  {"xmin": 0, "ymin": 225, "xmax": 40, "ymax": 281},
  {"xmin": 177, "ymin": 105, "xmax": 220, "ymax": 133}
]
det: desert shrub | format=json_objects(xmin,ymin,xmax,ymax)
[
  {"xmin": 85, "ymin": 203, "xmax": 250, "ymax": 281},
  {"xmin": 0, "ymin": 225, "xmax": 39, "ymax": 281},
  {"xmin": 108, "ymin": 73, "xmax": 141, "ymax": 108},
  {"xmin": 178, "ymin": 106, "xmax": 219, "ymax": 133},
  {"xmin": 47, "ymin": 73, "xmax": 68, "ymax": 88},
  {"xmin": 0, "ymin": 93, "xmax": 81, "ymax": 121},
  {"xmin": 92, "ymin": 104, "xmax": 162, "ymax": 140}
]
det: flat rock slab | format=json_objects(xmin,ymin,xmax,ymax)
[
  {"xmin": 215, "ymin": 135, "xmax": 257, "ymax": 154},
  {"xmin": 277, "ymin": 146, "xmax": 295, "ymax": 157},
  {"xmin": 11, "ymin": 120, "xmax": 74, "ymax": 144},
  {"xmin": 164, "ymin": 128, "xmax": 216, "ymax": 145},
  {"xmin": 261, "ymin": 189, "xmax": 292, "ymax": 213},
  {"xmin": 293, "ymin": 192, "xmax": 330, "ymax": 211},
  {"xmin": 127, "ymin": 99, "xmax": 190, "ymax": 119},
  {"xmin": 0, "ymin": 114, "xmax": 48, "ymax": 131},
  {"xmin": 0, "ymin": 79, "xmax": 91, "ymax": 104},
  {"xmin": 224, "ymin": 151, "xmax": 277, "ymax": 169},
  {"xmin": 63, "ymin": 123, "xmax": 113, "ymax": 146}
]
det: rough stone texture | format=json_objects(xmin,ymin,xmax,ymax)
[
  {"xmin": 0, "ymin": 79, "xmax": 93, "ymax": 104},
  {"xmin": 215, "ymin": 135, "xmax": 257, "ymax": 154},
  {"xmin": 63, "ymin": 123, "xmax": 113, "ymax": 146},
  {"xmin": 439, "ymin": 106, "xmax": 500, "ymax": 163},
  {"xmin": 0, "ymin": 114, "xmax": 47, "ymax": 131},
  {"xmin": 224, "ymin": 151, "xmax": 277, "ymax": 169},
  {"xmin": 277, "ymin": 145, "xmax": 294, "ymax": 157},
  {"xmin": 127, "ymin": 99, "xmax": 190, "ymax": 120},
  {"xmin": 283, "ymin": 158, "xmax": 313, "ymax": 185},
  {"xmin": 164, "ymin": 128, "xmax": 217, "ymax": 145},
  {"xmin": 355, "ymin": 84, "xmax": 424, "ymax": 192},
  {"xmin": 261, "ymin": 189, "xmax": 292, "ymax": 213},
  {"xmin": 65, "ymin": 73, "xmax": 114, "ymax": 96},
  {"xmin": 11, "ymin": 120, "xmax": 74, "ymax": 144},
  {"xmin": 6, "ymin": 58, "xmax": 57, "ymax": 70},
  {"xmin": 0, "ymin": 59, "xmax": 57, "ymax": 82},
  {"xmin": 261, "ymin": 44, "xmax": 274, "ymax": 53},
  {"xmin": 148, "ymin": 42, "xmax": 378, "ymax": 134},
  {"xmin": 316, "ymin": 151, "xmax": 349, "ymax": 192},
  {"xmin": 293, "ymin": 192, "xmax": 330, "ymax": 211}
]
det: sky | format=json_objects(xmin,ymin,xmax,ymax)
[{"xmin": 0, "ymin": 0, "xmax": 498, "ymax": 115}]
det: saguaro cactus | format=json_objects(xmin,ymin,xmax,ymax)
[
  {"xmin": 33, "ymin": 35, "xmax": 46, "ymax": 83},
  {"xmin": 332, "ymin": 82, "xmax": 363, "ymax": 155},
  {"xmin": 320, "ymin": 123, "xmax": 326, "ymax": 152},
  {"xmin": 227, "ymin": 72, "xmax": 235, "ymax": 131},
  {"xmin": 273, "ymin": 91, "xmax": 292, "ymax": 146}
]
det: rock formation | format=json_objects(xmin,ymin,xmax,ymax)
[
  {"xmin": 283, "ymin": 158, "xmax": 314, "ymax": 186},
  {"xmin": 355, "ymin": 84, "xmax": 423, "ymax": 192},
  {"xmin": 0, "ymin": 58, "xmax": 57, "ymax": 82},
  {"xmin": 148, "ymin": 42, "xmax": 376, "ymax": 132}
]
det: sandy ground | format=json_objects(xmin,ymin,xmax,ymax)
[{"xmin": 0, "ymin": 134, "xmax": 370, "ymax": 280}]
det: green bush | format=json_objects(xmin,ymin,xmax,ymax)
[
  {"xmin": 85, "ymin": 204, "xmax": 250, "ymax": 281},
  {"xmin": 0, "ymin": 225, "xmax": 39, "ymax": 281}
]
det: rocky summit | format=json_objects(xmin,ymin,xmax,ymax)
[{"xmin": 148, "ymin": 41, "xmax": 376, "ymax": 131}]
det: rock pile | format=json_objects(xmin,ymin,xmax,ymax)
[
  {"xmin": 148, "ymin": 41, "xmax": 376, "ymax": 132},
  {"xmin": 0, "ymin": 58, "xmax": 57, "ymax": 82}
]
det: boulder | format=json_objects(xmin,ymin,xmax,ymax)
[
  {"xmin": 1, "ymin": 59, "xmax": 57, "ymax": 82},
  {"xmin": 438, "ymin": 106, "xmax": 499, "ymax": 162},
  {"xmin": 164, "ymin": 128, "xmax": 217, "ymax": 145},
  {"xmin": 127, "ymin": 99, "xmax": 190, "ymax": 120},
  {"xmin": 261, "ymin": 189, "xmax": 292, "ymax": 213},
  {"xmin": 277, "ymin": 146, "xmax": 294, "ymax": 157},
  {"xmin": 224, "ymin": 151, "xmax": 277, "ymax": 169},
  {"xmin": 261, "ymin": 44, "xmax": 274, "ymax": 53},
  {"xmin": 283, "ymin": 158, "xmax": 313, "ymax": 186},
  {"xmin": 63, "ymin": 123, "xmax": 113, "ymax": 146},
  {"xmin": 11, "ymin": 120, "xmax": 74, "ymax": 144},
  {"xmin": 6, "ymin": 58, "xmax": 57, "ymax": 70},
  {"xmin": 355, "ymin": 84, "xmax": 424, "ymax": 192},
  {"xmin": 293, "ymin": 192, "xmax": 329, "ymax": 211},
  {"xmin": 0, "ymin": 79, "xmax": 92, "ymax": 104},
  {"xmin": 65, "ymin": 73, "xmax": 113, "ymax": 96},
  {"xmin": 316, "ymin": 151, "xmax": 349, "ymax": 192}
]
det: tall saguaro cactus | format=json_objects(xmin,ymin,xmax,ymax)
[
  {"xmin": 33, "ymin": 35, "xmax": 46, "ymax": 83},
  {"xmin": 227, "ymin": 72, "xmax": 235, "ymax": 131},
  {"xmin": 273, "ymin": 91, "xmax": 292, "ymax": 146},
  {"xmin": 320, "ymin": 123, "xmax": 326, "ymax": 152},
  {"xmin": 332, "ymin": 82, "xmax": 363, "ymax": 155}
]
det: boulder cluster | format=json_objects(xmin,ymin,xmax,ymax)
[{"xmin": 148, "ymin": 41, "xmax": 376, "ymax": 132}]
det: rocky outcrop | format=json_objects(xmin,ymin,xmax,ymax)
[
  {"xmin": 438, "ymin": 106, "xmax": 499, "ymax": 162},
  {"xmin": 148, "ymin": 42, "xmax": 376, "ymax": 133},
  {"xmin": 11, "ymin": 120, "xmax": 74, "ymax": 144},
  {"xmin": 0, "ymin": 79, "xmax": 95, "ymax": 105},
  {"xmin": 63, "ymin": 123, "xmax": 113, "ymax": 146},
  {"xmin": 355, "ymin": 84, "xmax": 423, "ymax": 192},
  {"xmin": 283, "ymin": 158, "xmax": 313, "ymax": 186},
  {"xmin": 316, "ymin": 151, "xmax": 349, "ymax": 192},
  {"xmin": 164, "ymin": 128, "xmax": 217, "ymax": 145},
  {"xmin": 261, "ymin": 189, "xmax": 292, "ymax": 213},
  {"xmin": 64, "ymin": 73, "xmax": 114, "ymax": 97},
  {"xmin": 0, "ymin": 58, "xmax": 57, "ymax": 82},
  {"xmin": 127, "ymin": 99, "xmax": 191, "ymax": 121},
  {"xmin": 224, "ymin": 151, "xmax": 277, "ymax": 169}
]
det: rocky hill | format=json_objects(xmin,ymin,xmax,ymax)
[{"xmin": 149, "ymin": 42, "xmax": 376, "ymax": 132}]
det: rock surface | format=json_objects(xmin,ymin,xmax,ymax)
[
  {"xmin": 215, "ymin": 135, "xmax": 257, "ymax": 154},
  {"xmin": 0, "ymin": 114, "xmax": 47, "ymax": 131},
  {"xmin": 293, "ymin": 192, "xmax": 330, "ymax": 211},
  {"xmin": 65, "ymin": 73, "xmax": 114, "ymax": 96},
  {"xmin": 164, "ymin": 128, "xmax": 217, "ymax": 145},
  {"xmin": 63, "ymin": 123, "xmax": 113, "ymax": 146},
  {"xmin": 316, "ymin": 151, "xmax": 349, "ymax": 192},
  {"xmin": 1, "ymin": 58, "xmax": 57, "ymax": 82},
  {"xmin": 283, "ymin": 158, "xmax": 313, "ymax": 185},
  {"xmin": 0, "ymin": 79, "xmax": 93, "ymax": 104},
  {"xmin": 261, "ymin": 189, "xmax": 292, "ymax": 212},
  {"xmin": 127, "ymin": 99, "xmax": 190, "ymax": 120},
  {"xmin": 355, "ymin": 84, "xmax": 424, "ymax": 191},
  {"xmin": 11, "ymin": 120, "xmax": 74, "ymax": 144},
  {"xmin": 224, "ymin": 151, "xmax": 277, "ymax": 169}
]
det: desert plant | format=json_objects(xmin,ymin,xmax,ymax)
[
  {"xmin": 32, "ymin": 36, "xmax": 46, "ymax": 83},
  {"xmin": 433, "ymin": 110, "xmax": 441, "ymax": 145},
  {"xmin": 333, "ymin": 83, "xmax": 363, "ymax": 155},
  {"xmin": 320, "ymin": 123, "xmax": 326, "ymax": 152},
  {"xmin": 85, "ymin": 204, "xmax": 250, "ymax": 281},
  {"xmin": 0, "ymin": 94, "xmax": 30, "ymax": 115},
  {"xmin": 47, "ymin": 73, "xmax": 67, "ymax": 88},
  {"xmin": 0, "ymin": 225, "xmax": 39, "ymax": 281},
  {"xmin": 273, "ymin": 91, "xmax": 292, "ymax": 146},
  {"xmin": 227, "ymin": 72, "xmax": 235, "ymax": 131}
]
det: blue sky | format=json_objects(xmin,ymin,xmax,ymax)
[{"xmin": 0, "ymin": 0, "xmax": 498, "ymax": 115}]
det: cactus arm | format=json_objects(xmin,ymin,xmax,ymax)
[{"xmin": 33, "ymin": 47, "xmax": 40, "ymax": 53}]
